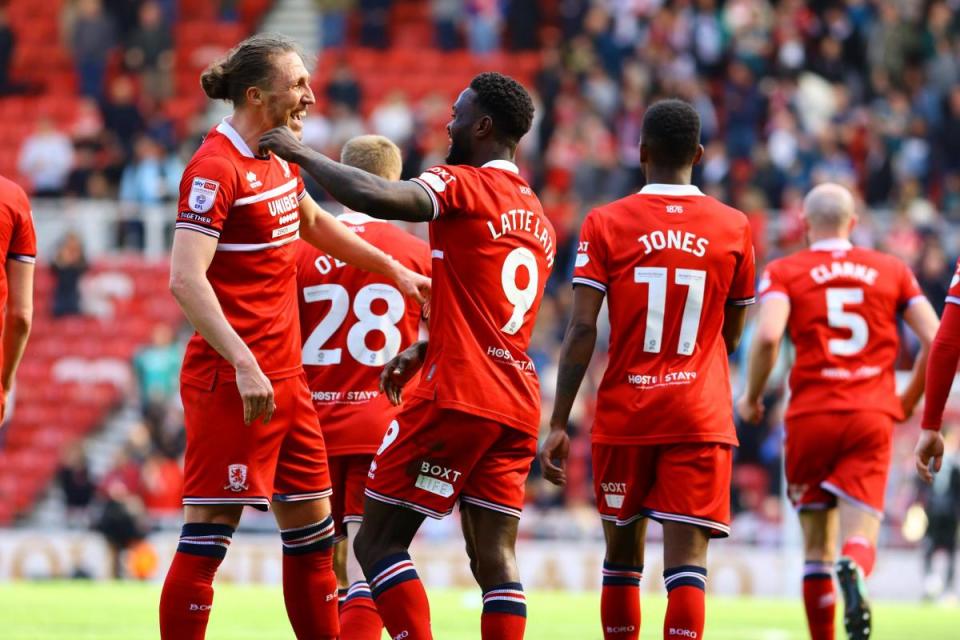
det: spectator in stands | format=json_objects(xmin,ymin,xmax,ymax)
[
  {"xmin": 132, "ymin": 322, "xmax": 180, "ymax": 421},
  {"xmin": 315, "ymin": 0, "xmax": 356, "ymax": 49},
  {"xmin": 17, "ymin": 118, "xmax": 75, "ymax": 197},
  {"xmin": 465, "ymin": 0, "xmax": 501, "ymax": 55},
  {"xmin": 124, "ymin": 1, "xmax": 173, "ymax": 100},
  {"xmin": 370, "ymin": 90, "xmax": 414, "ymax": 147},
  {"xmin": 94, "ymin": 476, "xmax": 148, "ymax": 579},
  {"xmin": 57, "ymin": 443, "xmax": 97, "ymax": 528},
  {"xmin": 431, "ymin": 0, "xmax": 461, "ymax": 51},
  {"xmin": 505, "ymin": 0, "xmax": 539, "ymax": 51},
  {"xmin": 117, "ymin": 135, "xmax": 182, "ymax": 247},
  {"xmin": 100, "ymin": 76, "xmax": 146, "ymax": 159},
  {"xmin": 51, "ymin": 232, "xmax": 88, "ymax": 318},
  {"xmin": 920, "ymin": 431, "xmax": 960, "ymax": 600},
  {"xmin": 915, "ymin": 238, "xmax": 953, "ymax": 317},
  {"xmin": 0, "ymin": 6, "xmax": 29, "ymax": 95},
  {"xmin": 325, "ymin": 58, "xmax": 362, "ymax": 110},
  {"xmin": 140, "ymin": 452, "xmax": 183, "ymax": 520},
  {"xmin": 358, "ymin": 0, "xmax": 391, "ymax": 48},
  {"xmin": 69, "ymin": 0, "xmax": 117, "ymax": 99}
]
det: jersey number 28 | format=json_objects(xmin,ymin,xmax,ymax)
[{"xmin": 302, "ymin": 283, "xmax": 405, "ymax": 366}]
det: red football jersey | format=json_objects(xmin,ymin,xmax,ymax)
[
  {"xmin": 760, "ymin": 238, "xmax": 925, "ymax": 420},
  {"xmin": 0, "ymin": 176, "xmax": 37, "ymax": 395},
  {"xmin": 409, "ymin": 160, "xmax": 555, "ymax": 436},
  {"xmin": 176, "ymin": 118, "xmax": 306, "ymax": 386},
  {"xmin": 295, "ymin": 212, "xmax": 431, "ymax": 456},
  {"xmin": 574, "ymin": 184, "xmax": 755, "ymax": 446}
]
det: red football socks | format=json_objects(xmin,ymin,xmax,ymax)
[
  {"xmin": 369, "ymin": 552, "xmax": 433, "ymax": 639},
  {"xmin": 601, "ymin": 562, "xmax": 642, "ymax": 639},
  {"xmin": 841, "ymin": 536, "xmax": 876, "ymax": 578},
  {"xmin": 340, "ymin": 581, "xmax": 383, "ymax": 640},
  {"xmin": 803, "ymin": 561, "xmax": 836, "ymax": 640},
  {"xmin": 481, "ymin": 582, "xmax": 527, "ymax": 640},
  {"xmin": 280, "ymin": 517, "xmax": 339, "ymax": 640},
  {"xmin": 663, "ymin": 565, "xmax": 706, "ymax": 640},
  {"xmin": 159, "ymin": 523, "xmax": 234, "ymax": 640}
]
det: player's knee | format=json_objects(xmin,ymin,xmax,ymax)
[{"xmin": 472, "ymin": 543, "xmax": 518, "ymax": 588}]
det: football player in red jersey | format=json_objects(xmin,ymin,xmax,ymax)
[
  {"xmin": 0, "ymin": 175, "xmax": 35, "ymax": 424},
  {"xmin": 159, "ymin": 35, "xmax": 429, "ymax": 640},
  {"xmin": 737, "ymin": 183, "xmax": 939, "ymax": 640},
  {"xmin": 540, "ymin": 100, "xmax": 755, "ymax": 640},
  {"xmin": 916, "ymin": 256, "xmax": 960, "ymax": 483},
  {"xmin": 295, "ymin": 135, "xmax": 431, "ymax": 640},
  {"xmin": 261, "ymin": 72, "xmax": 552, "ymax": 640}
]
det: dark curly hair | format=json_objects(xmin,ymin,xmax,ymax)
[
  {"xmin": 469, "ymin": 72, "xmax": 535, "ymax": 144},
  {"xmin": 641, "ymin": 99, "xmax": 702, "ymax": 169}
]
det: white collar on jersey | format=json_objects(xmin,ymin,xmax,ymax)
[
  {"xmin": 337, "ymin": 210, "xmax": 377, "ymax": 225},
  {"xmin": 481, "ymin": 159, "xmax": 520, "ymax": 174},
  {"xmin": 810, "ymin": 238, "xmax": 853, "ymax": 252},
  {"xmin": 638, "ymin": 184, "xmax": 705, "ymax": 196},
  {"xmin": 216, "ymin": 117, "xmax": 256, "ymax": 158}
]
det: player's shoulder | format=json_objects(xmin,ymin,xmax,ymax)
[
  {"xmin": 0, "ymin": 174, "xmax": 28, "ymax": 202},
  {"xmin": 848, "ymin": 245, "xmax": 909, "ymax": 271},
  {"xmin": 185, "ymin": 130, "xmax": 240, "ymax": 177}
]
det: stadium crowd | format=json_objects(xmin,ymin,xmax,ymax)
[{"xmin": 11, "ymin": 0, "xmax": 960, "ymax": 566}]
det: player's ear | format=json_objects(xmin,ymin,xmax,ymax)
[
  {"xmin": 475, "ymin": 115, "xmax": 494, "ymax": 139},
  {"xmin": 692, "ymin": 144, "xmax": 705, "ymax": 166},
  {"xmin": 639, "ymin": 142, "xmax": 648, "ymax": 164},
  {"xmin": 246, "ymin": 85, "xmax": 264, "ymax": 106}
]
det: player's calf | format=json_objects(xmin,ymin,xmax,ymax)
[
  {"xmin": 340, "ymin": 580, "xmax": 383, "ymax": 640},
  {"xmin": 802, "ymin": 560, "xmax": 836, "ymax": 640},
  {"xmin": 481, "ymin": 582, "xmax": 527, "ymax": 640},
  {"xmin": 662, "ymin": 565, "xmax": 706, "ymax": 640},
  {"xmin": 159, "ymin": 523, "xmax": 235, "ymax": 640},
  {"xmin": 601, "ymin": 562, "xmax": 642, "ymax": 639},
  {"xmin": 280, "ymin": 516, "xmax": 340, "ymax": 640}
]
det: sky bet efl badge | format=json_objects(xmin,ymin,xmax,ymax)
[{"xmin": 188, "ymin": 177, "xmax": 219, "ymax": 214}]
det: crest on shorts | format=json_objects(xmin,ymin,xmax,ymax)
[
  {"xmin": 225, "ymin": 464, "xmax": 249, "ymax": 492},
  {"xmin": 189, "ymin": 177, "xmax": 219, "ymax": 214}
]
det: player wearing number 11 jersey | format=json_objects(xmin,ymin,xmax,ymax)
[
  {"xmin": 541, "ymin": 100, "xmax": 754, "ymax": 640},
  {"xmin": 260, "ymin": 73, "xmax": 552, "ymax": 640},
  {"xmin": 737, "ymin": 183, "xmax": 939, "ymax": 640}
]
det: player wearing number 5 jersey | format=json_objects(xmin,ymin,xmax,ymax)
[
  {"xmin": 737, "ymin": 183, "xmax": 939, "ymax": 640},
  {"xmin": 295, "ymin": 135, "xmax": 430, "ymax": 640},
  {"xmin": 160, "ymin": 36, "xmax": 429, "ymax": 640},
  {"xmin": 260, "ymin": 72, "xmax": 552, "ymax": 640},
  {"xmin": 541, "ymin": 100, "xmax": 755, "ymax": 640}
]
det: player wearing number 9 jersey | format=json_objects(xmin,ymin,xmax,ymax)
[
  {"xmin": 737, "ymin": 183, "xmax": 939, "ymax": 640},
  {"xmin": 542, "ymin": 100, "xmax": 754, "ymax": 640},
  {"xmin": 295, "ymin": 135, "xmax": 430, "ymax": 639},
  {"xmin": 260, "ymin": 72, "xmax": 551, "ymax": 640}
]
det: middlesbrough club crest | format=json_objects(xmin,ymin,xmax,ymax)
[{"xmin": 225, "ymin": 464, "xmax": 249, "ymax": 492}]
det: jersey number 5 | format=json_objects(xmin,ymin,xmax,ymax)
[
  {"xmin": 826, "ymin": 287, "xmax": 868, "ymax": 355},
  {"xmin": 634, "ymin": 267, "xmax": 706, "ymax": 355},
  {"xmin": 302, "ymin": 283, "xmax": 405, "ymax": 366}
]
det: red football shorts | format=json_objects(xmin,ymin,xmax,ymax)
[
  {"xmin": 364, "ymin": 398, "xmax": 537, "ymax": 519},
  {"xmin": 592, "ymin": 442, "xmax": 733, "ymax": 538},
  {"xmin": 784, "ymin": 410, "xmax": 893, "ymax": 518},
  {"xmin": 328, "ymin": 454, "xmax": 372, "ymax": 541},
  {"xmin": 181, "ymin": 373, "xmax": 332, "ymax": 510}
]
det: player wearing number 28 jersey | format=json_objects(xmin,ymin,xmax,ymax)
[
  {"xmin": 260, "ymin": 73, "xmax": 552, "ymax": 640},
  {"xmin": 738, "ymin": 183, "xmax": 938, "ymax": 640}
]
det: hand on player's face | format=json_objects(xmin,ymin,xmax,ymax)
[
  {"xmin": 915, "ymin": 429, "xmax": 945, "ymax": 483},
  {"xmin": 380, "ymin": 345, "xmax": 425, "ymax": 406},
  {"xmin": 539, "ymin": 430, "xmax": 570, "ymax": 486},
  {"xmin": 235, "ymin": 361, "xmax": 275, "ymax": 425},
  {"xmin": 258, "ymin": 126, "xmax": 305, "ymax": 160},
  {"xmin": 735, "ymin": 395, "xmax": 764, "ymax": 425}
]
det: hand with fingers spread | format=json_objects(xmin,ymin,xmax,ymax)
[
  {"xmin": 379, "ymin": 341, "xmax": 427, "ymax": 406},
  {"xmin": 539, "ymin": 428, "xmax": 570, "ymax": 486},
  {"xmin": 235, "ymin": 359, "xmax": 275, "ymax": 425},
  {"xmin": 915, "ymin": 429, "xmax": 945, "ymax": 483}
]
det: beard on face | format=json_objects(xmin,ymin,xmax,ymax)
[{"xmin": 445, "ymin": 135, "xmax": 469, "ymax": 164}]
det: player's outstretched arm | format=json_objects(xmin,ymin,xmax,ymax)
[
  {"xmin": 736, "ymin": 296, "xmax": 790, "ymax": 424},
  {"xmin": 541, "ymin": 285, "xmax": 605, "ymax": 486},
  {"xmin": 0, "ymin": 259, "xmax": 33, "ymax": 422},
  {"xmin": 259, "ymin": 126, "xmax": 434, "ymax": 222},
  {"xmin": 299, "ymin": 193, "xmax": 430, "ymax": 304},
  {"xmin": 899, "ymin": 297, "xmax": 940, "ymax": 420},
  {"xmin": 170, "ymin": 230, "xmax": 275, "ymax": 425}
]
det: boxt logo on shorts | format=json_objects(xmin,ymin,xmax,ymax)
[
  {"xmin": 415, "ymin": 461, "xmax": 462, "ymax": 498},
  {"xmin": 601, "ymin": 481, "xmax": 626, "ymax": 509},
  {"xmin": 224, "ymin": 464, "xmax": 249, "ymax": 492}
]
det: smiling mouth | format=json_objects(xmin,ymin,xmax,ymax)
[{"xmin": 290, "ymin": 110, "xmax": 306, "ymax": 124}]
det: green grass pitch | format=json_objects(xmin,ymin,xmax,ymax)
[{"xmin": 0, "ymin": 581, "xmax": 958, "ymax": 639}]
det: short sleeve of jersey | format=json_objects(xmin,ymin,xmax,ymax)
[
  {"xmin": 896, "ymin": 259, "xmax": 924, "ymax": 311},
  {"xmin": 7, "ymin": 185, "xmax": 36, "ymax": 264},
  {"xmin": 757, "ymin": 259, "xmax": 789, "ymax": 303},
  {"xmin": 946, "ymin": 259, "xmax": 960, "ymax": 307},
  {"xmin": 410, "ymin": 164, "xmax": 476, "ymax": 220},
  {"xmin": 727, "ymin": 223, "xmax": 756, "ymax": 305},
  {"xmin": 571, "ymin": 209, "xmax": 609, "ymax": 293},
  {"xmin": 176, "ymin": 156, "xmax": 237, "ymax": 239}
]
